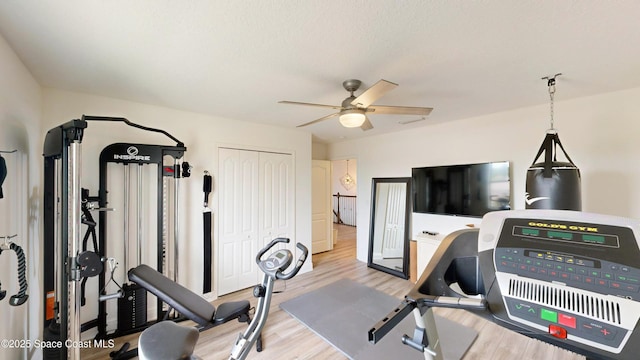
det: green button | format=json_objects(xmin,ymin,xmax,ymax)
[
  {"xmin": 603, "ymin": 273, "xmax": 613, "ymax": 279},
  {"xmin": 541, "ymin": 308, "xmax": 558, "ymax": 323}
]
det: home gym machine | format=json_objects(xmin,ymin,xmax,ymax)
[
  {"xmin": 370, "ymin": 210, "xmax": 640, "ymax": 360},
  {"xmin": 128, "ymin": 237, "xmax": 309, "ymax": 360},
  {"xmin": 93, "ymin": 140, "xmax": 189, "ymax": 341},
  {"xmin": 43, "ymin": 116, "xmax": 189, "ymax": 360}
]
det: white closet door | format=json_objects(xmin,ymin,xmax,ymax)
[
  {"xmin": 259, "ymin": 152, "xmax": 294, "ymax": 258},
  {"xmin": 218, "ymin": 148, "xmax": 259, "ymax": 295}
]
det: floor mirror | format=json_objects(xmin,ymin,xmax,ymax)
[{"xmin": 367, "ymin": 177, "xmax": 411, "ymax": 279}]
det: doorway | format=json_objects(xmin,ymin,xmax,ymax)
[{"xmin": 331, "ymin": 159, "xmax": 357, "ymax": 258}]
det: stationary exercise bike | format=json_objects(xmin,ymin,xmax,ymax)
[{"xmin": 135, "ymin": 237, "xmax": 309, "ymax": 360}]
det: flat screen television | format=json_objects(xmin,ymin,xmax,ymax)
[{"xmin": 411, "ymin": 161, "xmax": 511, "ymax": 217}]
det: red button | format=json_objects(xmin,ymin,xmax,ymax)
[
  {"xmin": 549, "ymin": 324, "xmax": 567, "ymax": 339},
  {"xmin": 558, "ymin": 314, "xmax": 577, "ymax": 329}
]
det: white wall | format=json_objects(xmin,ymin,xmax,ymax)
[
  {"xmin": 0, "ymin": 33, "xmax": 42, "ymax": 359},
  {"xmin": 328, "ymin": 87, "xmax": 640, "ymax": 262},
  {"xmin": 312, "ymin": 142, "xmax": 328, "ymax": 160},
  {"xmin": 41, "ymin": 88, "xmax": 312, "ymax": 329}
]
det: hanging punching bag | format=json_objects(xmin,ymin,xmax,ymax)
[{"xmin": 525, "ymin": 131, "xmax": 581, "ymax": 210}]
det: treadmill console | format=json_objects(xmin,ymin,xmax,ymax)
[{"xmin": 480, "ymin": 210, "xmax": 640, "ymax": 355}]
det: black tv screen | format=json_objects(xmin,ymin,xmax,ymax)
[{"xmin": 411, "ymin": 161, "xmax": 511, "ymax": 217}]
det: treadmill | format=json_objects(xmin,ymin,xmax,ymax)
[{"xmin": 369, "ymin": 210, "xmax": 640, "ymax": 360}]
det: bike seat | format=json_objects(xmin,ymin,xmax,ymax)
[{"xmin": 138, "ymin": 321, "xmax": 200, "ymax": 360}]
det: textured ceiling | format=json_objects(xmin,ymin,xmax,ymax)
[{"xmin": 1, "ymin": 1, "xmax": 640, "ymax": 143}]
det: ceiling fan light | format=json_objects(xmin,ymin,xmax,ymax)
[{"xmin": 339, "ymin": 110, "xmax": 366, "ymax": 128}]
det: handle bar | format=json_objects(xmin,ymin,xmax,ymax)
[
  {"xmin": 277, "ymin": 243, "xmax": 308, "ymax": 280},
  {"xmin": 255, "ymin": 237, "xmax": 290, "ymax": 264},
  {"xmin": 255, "ymin": 238, "xmax": 309, "ymax": 280}
]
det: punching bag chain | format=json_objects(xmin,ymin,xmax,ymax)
[{"xmin": 542, "ymin": 73, "xmax": 562, "ymax": 132}]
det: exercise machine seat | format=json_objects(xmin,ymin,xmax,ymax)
[
  {"xmin": 138, "ymin": 320, "xmax": 200, "ymax": 360},
  {"xmin": 128, "ymin": 264, "xmax": 250, "ymax": 327},
  {"xmin": 213, "ymin": 301, "xmax": 251, "ymax": 325}
]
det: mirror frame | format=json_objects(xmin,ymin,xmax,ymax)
[{"xmin": 367, "ymin": 177, "xmax": 411, "ymax": 279}]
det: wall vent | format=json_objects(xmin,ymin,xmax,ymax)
[{"xmin": 508, "ymin": 278, "xmax": 622, "ymax": 324}]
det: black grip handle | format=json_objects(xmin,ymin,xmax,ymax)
[
  {"xmin": 8, "ymin": 243, "xmax": 28, "ymax": 306},
  {"xmin": 256, "ymin": 237, "xmax": 290, "ymax": 264},
  {"xmin": 277, "ymin": 243, "xmax": 309, "ymax": 280}
]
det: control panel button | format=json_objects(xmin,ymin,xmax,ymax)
[
  {"xmin": 549, "ymin": 324, "xmax": 567, "ymax": 339},
  {"xmin": 558, "ymin": 314, "xmax": 577, "ymax": 329},
  {"xmin": 540, "ymin": 308, "xmax": 558, "ymax": 323}
]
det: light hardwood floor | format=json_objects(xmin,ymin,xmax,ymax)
[{"xmin": 83, "ymin": 224, "xmax": 584, "ymax": 359}]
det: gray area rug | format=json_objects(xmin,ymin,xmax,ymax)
[{"xmin": 280, "ymin": 278, "xmax": 477, "ymax": 360}]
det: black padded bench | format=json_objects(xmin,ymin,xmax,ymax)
[{"xmin": 128, "ymin": 264, "xmax": 259, "ymax": 337}]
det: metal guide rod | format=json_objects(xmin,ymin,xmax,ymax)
[
  {"xmin": 162, "ymin": 177, "xmax": 168, "ymax": 278},
  {"xmin": 54, "ymin": 160, "xmax": 61, "ymax": 319},
  {"xmin": 137, "ymin": 164, "xmax": 143, "ymax": 266},
  {"xmin": 124, "ymin": 164, "xmax": 130, "ymax": 274},
  {"xmin": 68, "ymin": 140, "xmax": 82, "ymax": 360},
  {"xmin": 173, "ymin": 158, "xmax": 179, "ymax": 283}
]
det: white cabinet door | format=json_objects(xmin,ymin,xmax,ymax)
[
  {"xmin": 311, "ymin": 160, "xmax": 332, "ymax": 254},
  {"xmin": 218, "ymin": 148, "xmax": 259, "ymax": 295}
]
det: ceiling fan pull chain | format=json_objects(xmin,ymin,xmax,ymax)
[{"xmin": 542, "ymin": 73, "xmax": 561, "ymax": 132}]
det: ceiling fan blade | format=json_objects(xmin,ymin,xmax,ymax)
[
  {"xmin": 279, "ymin": 100, "xmax": 343, "ymax": 110},
  {"xmin": 296, "ymin": 112, "xmax": 340, "ymax": 127},
  {"xmin": 360, "ymin": 117, "xmax": 374, "ymax": 131},
  {"xmin": 350, "ymin": 79, "xmax": 398, "ymax": 108},
  {"xmin": 399, "ymin": 117, "xmax": 426, "ymax": 125},
  {"xmin": 367, "ymin": 105, "xmax": 433, "ymax": 116}
]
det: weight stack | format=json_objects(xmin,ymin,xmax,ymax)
[
  {"xmin": 525, "ymin": 131, "xmax": 581, "ymax": 210},
  {"xmin": 117, "ymin": 283, "xmax": 147, "ymax": 332}
]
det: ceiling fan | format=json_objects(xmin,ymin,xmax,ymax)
[{"xmin": 279, "ymin": 79, "xmax": 433, "ymax": 131}]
